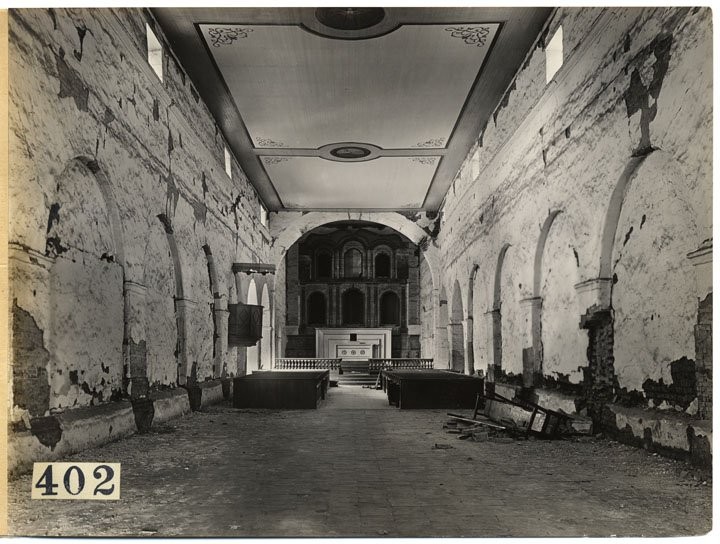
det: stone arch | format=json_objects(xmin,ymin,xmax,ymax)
[
  {"xmin": 466, "ymin": 264, "xmax": 480, "ymax": 375},
  {"xmin": 437, "ymin": 284, "xmax": 450, "ymax": 369},
  {"xmin": 260, "ymin": 283, "xmax": 272, "ymax": 369},
  {"xmin": 525, "ymin": 210, "xmax": 563, "ymax": 384},
  {"xmin": 490, "ymin": 244, "xmax": 511, "ymax": 371},
  {"xmin": 224, "ymin": 269, "xmax": 239, "ymax": 377},
  {"xmin": 45, "ymin": 156, "xmax": 126, "ymax": 267},
  {"xmin": 605, "ymin": 152, "xmax": 700, "ymax": 399},
  {"xmin": 449, "ymin": 279, "xmax": 465, "ymax": 372},
  {"xmin": 143, "ymin": 214, "xmax": 186, "ymax": 386},
  {"xmin": 203, "ymin": 244, "xmax": 223, "ymax": 378},
  {"xmin": 598, "ymin": 156, "xmax": 649, "ymax": 280},
  {"xmin": 40, "ymin": 157, "xmax": 125, "ymax": 411},
  {"xmin": 533, "ymin": 211, "xmax": 563, "ymax": 297},
  {"xmin": 538, "ymin": 211, "xmax": 587, "ymax": 384},
  {"xmin": 246, "ymin": 278, "xmax": 259, "ymax": 374},
  {"xmin": 269, "ymin": 211, "xmax": 441, "ymax": 291}
]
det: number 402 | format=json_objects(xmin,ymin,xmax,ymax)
[{"xmin": 31, "ymin": 462, "xmax": 121, "ymax": 500}]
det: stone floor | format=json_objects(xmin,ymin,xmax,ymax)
[{"xmin": 7, "ymin": 386, "xmax": 713, "ymax": 537}]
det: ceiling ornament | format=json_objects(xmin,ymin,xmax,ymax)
[
  {"xmin": 445, "ymin": 26, "xmax": 491, "ymax": 47},
  {"xmin": 256, "ymin": 137, "xmax": 287, "ymax": 148},
  {"xmin": 318, "ymin": 142, "xmax": 382, "ymax": 162},
  {"xmin": 411, "ymin": 157, "xmax": 439, "ymax": 165},
  {"xmin": 262, "ymin": 156, "xmax": 289, "ymax": 165},
  {"xmin": 207, "ymin": 27, "xmax": 253, "ymax": 47},
  {"xmin": 315, "ymin": 8, "xmax": 386, "ymax": 31},
  {"xmin": 412, "ymin": 137, "xmax": 446, "ymax": 148}
]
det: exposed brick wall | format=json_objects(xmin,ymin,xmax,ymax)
[
  {"xmin": 11, "ymin": 300, "xmax": 51, "ymax": 418},
  {"xmin": 580, "ymin": 307, "xmax": 616, "ymax": 423}
]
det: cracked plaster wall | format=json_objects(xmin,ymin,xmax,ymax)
[
  {"xmin": 435, "ymin": 7, "xmax": 711, "ymax": 404},
  {"xmin": 9, "ymin": 8, "xmax": 269, "ymax": 422}
]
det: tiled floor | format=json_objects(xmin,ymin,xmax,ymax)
[{"xmin": 7, "ymin": 386, "xmax": 712, "ymax": 537}]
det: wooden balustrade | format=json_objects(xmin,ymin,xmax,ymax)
[
  {"xmin": 274, "ymin": 358, "xmax": 343, "ymax": 370},
  {"xmin": 368, "ymin": 358, "xmax": 434, "ymax": 371}
]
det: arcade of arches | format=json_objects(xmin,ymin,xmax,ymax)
[{"xmin": 3, "ymin": 5, "xmax": 713, "ymax": 537}]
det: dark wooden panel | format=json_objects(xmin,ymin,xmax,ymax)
[
  {"xmin": 383, "ymin": 369, "xmax": 484, "ymax": 409},
  {"xmin": 233, "ymin": 370, "xmax": 329, "ymax": 409}
]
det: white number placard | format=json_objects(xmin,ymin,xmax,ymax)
[{"xmin": 31, "ymin": 462, "xmax": 121, "ymax": 500}]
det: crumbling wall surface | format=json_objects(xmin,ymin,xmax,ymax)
[
  {"xmin": 499, "ymin": 247, "xmax": 530, "ymax": 378},
  {"xmin": 8, "ymin": 7, "xmax": 269, "ymax": 427},
  {"xmin": 611, "ymin": 154, "xmax": 699, "ymax": 403},
  {"xmin": 540, "ymin": 212, "xmax": 587, "ymax": 384},
  {"xmin": 142, "ymin": 224, "xmax": 178, "ymax": 387},
  {"xmin": 436, "ymin": 6, "xmax": 711, "ymax": 409},
  {"xmin": 419, "ymin": 255, "xmax": 434, "ymax": 358}
]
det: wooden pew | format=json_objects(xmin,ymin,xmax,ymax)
[
  {"xmin": 233, "ymin": 370, "xmax": 330, "ymax": 409},
  {"xmin": 382, "ymin": 369, "xmax": 484, "ymax": 409}
]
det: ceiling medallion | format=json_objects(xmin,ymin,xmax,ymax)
[
  {"xmin": 315, "ymin": 8, "xmax": 386, "ymax": 31},
  {"xmin": 330, "ymin": 146, "xmax": 371, "ymax": 159},
  {"xmin": 319, "ymin": 142, "xmax": 382, "ymax": 162},
  {"xmin": 445, "ymin": 26, "xmax": 491, "ymax": 47},
  {"xmin": 207, "ymin": 27, "xmax": 253, "ymax": 47}
]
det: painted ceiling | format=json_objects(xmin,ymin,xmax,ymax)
[{"xmin": 154, "ymin": 8, "xmax": 552, "ymax": 212}]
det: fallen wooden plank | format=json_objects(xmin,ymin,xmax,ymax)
[{"xmin": 446, "ymin": 413, "xmax": 506, "ymax": 429}]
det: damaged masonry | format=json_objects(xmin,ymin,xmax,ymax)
[{"xmin": 3, "ymin": 4, "xmax": 713, "ymax": 539}]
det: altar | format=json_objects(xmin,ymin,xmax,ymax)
[{"xmin": 315, "ymin": 328, "xmax": 392, "ymax": 360}]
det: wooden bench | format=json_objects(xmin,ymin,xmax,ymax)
[
  {"xmin": 382, "ymin": 369, "xmax": 484, "ymax": 409},
  {"xmin": 233, "ymin": 370, "xmax": 330, "ymax": 409}
]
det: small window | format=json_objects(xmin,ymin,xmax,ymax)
[
  {"xmin": 146, "ymin": 23, "xmax": 163, "ymax": 81},
  {"xmin": 259, "ymin": 202, "xmax": 268, "ymax": 227},
  {"xmin": 224, "ymin": 146, "xmax": 232, "ymax": 178},
  {"xmin": 344, "ymin": 249, "xmax": 363, "ymax": 278},
  {"xmin": 545, "ymin": 25, "xmax": 563, "ymax": 83}
]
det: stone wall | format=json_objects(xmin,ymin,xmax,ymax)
[
  {"xmin": 8, "ymin": 8, "xmax": 269, "ymax": 426},
  {"xmin": 434, "ymin": 7, "xmax": 712, "ymax": 418}
]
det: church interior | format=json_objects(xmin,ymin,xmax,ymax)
[{"xmin": 3, "ymin": 5, "xmax": 714, "ymax": 537}]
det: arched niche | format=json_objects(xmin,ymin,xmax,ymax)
[
  {"xmin": 606, "ymin": 153, "xmax": 699, "ymax": 395},
  {"xmin": 375, "ymin": 252, "xmax": 392, "ymax": 278},
  {"xmin": 246, "ymin": 278, "xmax": 260, "ymax": 374},
  {"xmin": 307, "ymin": 291, "xmax": 327, "ymax": 325},
  {"xmin": 42, "ymin": 157, "xmax": 125, "ymax": 410},
  {"xmin": 342, "ymin": 288, "xmax": 365, "ymax": 325},
  {"xmin": 260, "ymin": 284, "xmax": 272, "ymax": 369},
  {"xmin": 538, "ymin": 212, "xmax": 587, "ymax": 384},
  {"xmin": 449, "ymin": 280, "xmax": 465, "ymax": 372},
  {"xmin": 343, "ymin": 248, "xmax": 364, "ymax": 278},
  {"xmin": 379, "ymin": 290, "xmax": 400, "ymax": 325}
]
